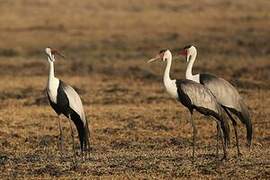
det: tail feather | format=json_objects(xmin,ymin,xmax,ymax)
[
  {"xmin": 70, "ymin": 111, "xmax": 90, "ymax": 152},
  {"xmin": 239, "ymin": 101, "xmax": 253, "ymax": 147}
]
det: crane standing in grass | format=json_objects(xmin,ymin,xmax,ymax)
[
  {"xmin": 147, "ymin": 49, "xmax": 230, "ymax": 160},
  {"xmin": 177, "ymin": 45, "xmax": 253, "ymax": 155},
  {"xmin": 45, "ymin": 48, "xmax": 90, "ymax": 158}
]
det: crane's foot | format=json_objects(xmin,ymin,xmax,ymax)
[
  {"xmin": 80, "ymin": 146, "xmax": 86, "ymax": 161},
  {"xmin": 220, "ymin": 154, "xmax": 227, "ymax": 161},
  {"xmin": 82, "ymin": 149, "xmax": 89, "ymax": 161},
  {"xmin": 237, "ymin": 151, "xmax": 243, "ymax": 157},
  {"xmin": 87, "ymin": 147, "xmax": 91, "ymax": 159},
  {"xmin": 80, "ymin": 151, "xmax": 84, "ymax": 162},
  {"xmin": 190, "ymin": 157, "xmax": 195, "ymax": 164},
  {"xmin": 246, "ymin": 142, "xmax": 252, "ymax": 152}
]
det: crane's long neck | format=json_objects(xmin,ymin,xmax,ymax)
[
  {"xmin": 46, "ymin": 58, "xmax": 59, "ymax": 103},
  {"xmin": 48, "ymin": 60, "xmax": 56, "ymax": 85},
  {"xmin": 164, "ymin": 56, "xmax": 172, "ymax": 83},
  {"xmin": 163, "ymin": 53, "xmax": 178, "ymax": 99},
  {"xmin": 185, "ymin": 51, "xmax": 197, "ymax": 80},
  {"xmin": 49, "ymin": 61, "xmax": 55, "ymax": 78}
]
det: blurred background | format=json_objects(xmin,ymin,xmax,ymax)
[
  {"xmin": 0, "ymin": 0, "xmax": 269, "ymax": 81},
  {"xmin": 0, "ymin": 0, "xmax": 269, "ymax": 178}
]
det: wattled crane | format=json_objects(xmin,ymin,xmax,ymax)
[
  {"xmin": 45, "ymin": 48, "xmax": 90, "ymax": 158},
  {"xmin": 148, "ymin": 49, "xmax": 230, "ymax": 160},
  {"xmin": 177, "ymin": 45, "xmax": 253, "ymax": 155}
]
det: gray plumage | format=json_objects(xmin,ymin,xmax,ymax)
[
  {"xmin": 200, "ymin": 73, "xmax": 252, "ymax": 147},
  {"xmin": 178, "ymin": 80, "xmax": 222, "ymax": 114},
  {"xmin": 148, "ymin": 49, "xmax": 229, "ymax": 160},
  {"xmin": 176, "ymin": 79, "xmax": 230, "ymax": 148}
]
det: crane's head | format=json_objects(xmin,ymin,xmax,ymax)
[
  {"xmin": 147, "ymin": 49, "xmax": 172, "ymax": 63},
  {"xmin": 177, "ymin": 45, "xmax": 197, "ymax": 62},
  {"xmin": 45, "ymin": 47, "xmax": 65, "ymax": 62}
]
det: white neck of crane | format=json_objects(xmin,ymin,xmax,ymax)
[
  {"xmin": 48, "ymin": 60, "xmax": 55, "ymax": 79},
  {"xmin": 185, "ymin": 51, "xmax": 200, "ymax": 83},
  {"xmin": 47, "ymin": 59, "xmax": 59, "ymax": 103},
  {"xmin": 163, "ymin": 54, "xmax": 172, "ymax": 83},
  {"xmin": 163, "ymin": 52, "xmax": 178, "ymax": 99}
]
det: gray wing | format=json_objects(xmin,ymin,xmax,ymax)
[
  {"xmin": 62, "ymin": 83, "xmax": 86, "ymax": 125},
  {"xmin": 200, "ymin": 73, "xmax": 242, "ymax": 111},
  {"xmin": 177, "ymin": 79, "xmax": 220, "ymax": 114}
]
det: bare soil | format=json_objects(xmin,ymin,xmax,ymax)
[{"xmin": 0, "ymin": 0, "xmax": 269, "ymax": 179}]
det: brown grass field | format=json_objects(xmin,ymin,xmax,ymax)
[{"xmin": 0, "ymin": 0, "xmax": 269, "ymax": 179}]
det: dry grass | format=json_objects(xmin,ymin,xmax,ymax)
[{"xmin": 0, "ymin": 0, "xmax": 269, "ymax": 179}]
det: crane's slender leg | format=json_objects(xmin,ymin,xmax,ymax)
[
  {"xmin": 189, "ymin": 113, "xmax": 197, "ymax": 161},
  {"xmin": 81, "ymin": 127, "xmax": 91, "ymax": 161},
  {"xmin": 85, "ymin": 119, "xmax": 91, "ymax": 159},
  {"xmin": 185, "ymin": 111, "xmax": 190, "ymax": 124},
  {"xmin": 216, "ymin": 124, "xmax": 219, "ymax": 158},
  {"xmin": 86, "ymin": 139, "xmax": 90, "ymax": 159},
  {"xmin": 232, "ymin": 120, "xmax": 241, "ymax": 156},
  {"xmin": 224, "ymin": 108, "xmax": 241, "ymax": 156},
  {"xmin": 68, "ymin": 115, "xmax": 77, "ymax": 163},
  {"xmin": 57, "ymin": 116, "xmax": 64, "ymax": 158},
  {"xmin": 217, "ymin": 121, "xmax": 227, "ymax": 160}
]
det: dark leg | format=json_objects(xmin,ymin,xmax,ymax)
[
  {"xmin": 57, "ymin": 116, "xmax": 64, "ymax": 158},
  {"xmin": 79, "ymin": 142, "xmax": 84, "ymax": 161},
  {"xmin": 87, "ymin": 140, "xmax": 90, "ymax": 159},
  {"xmin": 217, "ymin": 121, "xmax": 227, "ymax": 160},
  {"xmin": 224, "ymin": 108, "xmax": 241, "ymax": 156},
  {"xmin": 189, "ymin": 113, "xmax": 197, "ymax": 161},
  {"xmin": 216, "ymin": 124, "xmax": 219, "ymax": 158},
  {"xmin": 68, "ymin": 116, "xmax": 77, "ymax": 163},
  {"xmin": 85, "ymin": 119, "xmax": 91, "ymax": 159},
  {"xmin": 185, "ymin": 112, "xmax": 190, "ymax": 124},
  {"xmin": 232, "ymin": 119, "xmax": 241, "ymax": 156}
]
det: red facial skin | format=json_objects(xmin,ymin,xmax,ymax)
[
  {"xmin": 159, "ymin": 52, "xmax": 165, "ymax": 59},
  {"xmin": 179, "ymin": 49, "xmax": 187, "ymax": 56}
]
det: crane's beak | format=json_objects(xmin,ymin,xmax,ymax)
[
  {"xmin": 51, "ymin": 49, "xmax": 65, "ymax": 59},
  {"xmin": 178, "ymin": 49, "xmax": 187, "ymax": 56},
  {"xmin": 174, "ymin": 49, "xmax": 187, "ymax": 61},
  {"xmin": 179, "ymin": 49, "xmax": 188, "ymax": 61},
  {"xmin": 147, "ymin": 55, "xmax": 161, "ymax": 63}
]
